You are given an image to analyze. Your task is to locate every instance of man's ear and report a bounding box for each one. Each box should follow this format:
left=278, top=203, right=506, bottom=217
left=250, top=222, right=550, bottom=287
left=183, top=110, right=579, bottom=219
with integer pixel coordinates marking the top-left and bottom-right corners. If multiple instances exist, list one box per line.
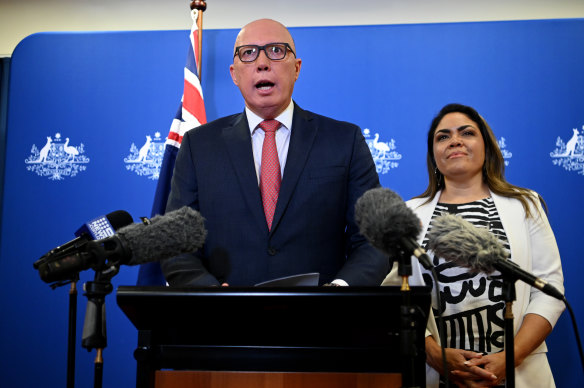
left=229, top=64, right=238, bottom=85
left=294, top=58, right=302, bottom=81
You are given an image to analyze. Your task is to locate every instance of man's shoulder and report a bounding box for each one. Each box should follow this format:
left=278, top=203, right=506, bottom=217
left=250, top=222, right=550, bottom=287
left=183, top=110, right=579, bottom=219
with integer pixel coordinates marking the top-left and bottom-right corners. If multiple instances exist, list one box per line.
left=186, top=112, right=244, bottom=138
left=295, top=105, right=360, bottom=131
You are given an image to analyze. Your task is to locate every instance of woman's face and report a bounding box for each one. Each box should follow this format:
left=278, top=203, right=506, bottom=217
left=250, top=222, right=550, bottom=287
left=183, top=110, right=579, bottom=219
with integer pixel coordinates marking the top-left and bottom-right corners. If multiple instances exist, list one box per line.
left=432, top=112, right=486, bottom=182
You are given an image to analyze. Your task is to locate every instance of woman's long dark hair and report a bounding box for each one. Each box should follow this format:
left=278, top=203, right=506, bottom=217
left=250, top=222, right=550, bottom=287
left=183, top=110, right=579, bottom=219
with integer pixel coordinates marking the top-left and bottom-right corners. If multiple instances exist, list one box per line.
left=415, top=103, right=545, bottom=218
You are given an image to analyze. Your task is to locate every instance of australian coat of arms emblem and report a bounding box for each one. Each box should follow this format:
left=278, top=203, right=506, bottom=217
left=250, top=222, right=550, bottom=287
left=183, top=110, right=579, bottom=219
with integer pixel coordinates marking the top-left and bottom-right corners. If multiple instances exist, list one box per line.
left=124, top=132, right=166, bottom=180
left=362, top=128, right=402, bottom=174
left=25, top=133, right=90, bottom=180
left=550, top=126, right=584, bottom=175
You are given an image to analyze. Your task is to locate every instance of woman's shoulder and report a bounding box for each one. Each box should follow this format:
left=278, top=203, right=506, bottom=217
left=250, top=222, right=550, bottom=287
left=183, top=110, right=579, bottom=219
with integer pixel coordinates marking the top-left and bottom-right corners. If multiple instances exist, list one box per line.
left=406, top=196, right=435, bottom=213
left=492, top=188, right=546, bottom=220
left=406, top=196, right=427, bottom=206
left=492, top=187, right=540, bottom=205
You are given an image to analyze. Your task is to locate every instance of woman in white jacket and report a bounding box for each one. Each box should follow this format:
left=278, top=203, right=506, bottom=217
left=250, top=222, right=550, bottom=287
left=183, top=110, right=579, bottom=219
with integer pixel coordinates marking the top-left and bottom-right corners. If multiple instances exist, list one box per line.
left=383, top=103, right=564, bottom=387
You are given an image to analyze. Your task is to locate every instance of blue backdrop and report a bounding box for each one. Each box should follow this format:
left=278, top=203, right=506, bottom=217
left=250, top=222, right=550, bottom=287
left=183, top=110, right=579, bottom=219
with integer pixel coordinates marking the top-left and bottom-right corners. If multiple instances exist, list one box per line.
left=0, top=19, right=583, bottom=387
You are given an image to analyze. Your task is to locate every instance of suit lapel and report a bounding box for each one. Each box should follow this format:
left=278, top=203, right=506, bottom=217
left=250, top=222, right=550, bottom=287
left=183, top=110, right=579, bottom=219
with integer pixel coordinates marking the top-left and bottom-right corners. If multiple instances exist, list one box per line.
left=222, top=112, right=267, bottom=233
left=270, top=104, right=317, bottom=233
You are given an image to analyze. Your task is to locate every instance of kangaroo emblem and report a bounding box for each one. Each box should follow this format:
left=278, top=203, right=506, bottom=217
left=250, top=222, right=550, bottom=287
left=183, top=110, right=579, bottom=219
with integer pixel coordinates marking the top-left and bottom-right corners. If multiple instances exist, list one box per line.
left=562, top=128, right=580, bottom=156
left=135, top=135, right=152, bottom=162
left=124, top=133, right=165, bottom=179
left=34, top=136, right=52, bottom=163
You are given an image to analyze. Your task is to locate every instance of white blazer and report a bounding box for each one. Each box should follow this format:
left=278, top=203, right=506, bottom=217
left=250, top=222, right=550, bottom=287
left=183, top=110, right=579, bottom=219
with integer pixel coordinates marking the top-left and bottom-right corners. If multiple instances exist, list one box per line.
left=382, top=190, right=565, bottom=388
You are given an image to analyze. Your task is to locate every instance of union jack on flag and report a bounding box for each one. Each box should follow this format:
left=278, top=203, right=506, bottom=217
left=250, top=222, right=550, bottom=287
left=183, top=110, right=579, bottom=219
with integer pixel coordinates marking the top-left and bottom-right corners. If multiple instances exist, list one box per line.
left=166, top=11, right=207, bottom=149
left=137, top=9, right=207, bottom=286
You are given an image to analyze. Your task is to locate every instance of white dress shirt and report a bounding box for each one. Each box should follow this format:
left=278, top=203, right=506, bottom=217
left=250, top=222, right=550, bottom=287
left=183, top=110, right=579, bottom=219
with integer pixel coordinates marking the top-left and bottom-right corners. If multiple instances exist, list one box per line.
left=246, top=100, right=294, bottom=184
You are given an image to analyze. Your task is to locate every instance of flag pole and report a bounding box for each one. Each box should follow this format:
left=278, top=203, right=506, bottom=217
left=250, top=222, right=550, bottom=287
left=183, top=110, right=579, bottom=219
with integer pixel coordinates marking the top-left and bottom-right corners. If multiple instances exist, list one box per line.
left=190, top=1, right=207, bottom=82
left=138, top=1, right=208, bottom=287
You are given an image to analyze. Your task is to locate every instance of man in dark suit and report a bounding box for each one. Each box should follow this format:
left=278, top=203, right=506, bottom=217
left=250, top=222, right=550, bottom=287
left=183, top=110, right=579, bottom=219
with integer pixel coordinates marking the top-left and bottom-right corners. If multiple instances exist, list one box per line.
left=161, top=18, right=388, bottom=286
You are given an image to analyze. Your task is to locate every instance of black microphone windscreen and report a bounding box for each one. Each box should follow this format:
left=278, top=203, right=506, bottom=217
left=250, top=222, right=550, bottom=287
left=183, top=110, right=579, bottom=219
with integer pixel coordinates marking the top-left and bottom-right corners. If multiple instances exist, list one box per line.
left=118, top=206, right=207, bottom=266
left=426, top=213, right=508, bottom=274
left=106, top=210, right=134, bottom=230
left=354, top=187, right=421, bottom=257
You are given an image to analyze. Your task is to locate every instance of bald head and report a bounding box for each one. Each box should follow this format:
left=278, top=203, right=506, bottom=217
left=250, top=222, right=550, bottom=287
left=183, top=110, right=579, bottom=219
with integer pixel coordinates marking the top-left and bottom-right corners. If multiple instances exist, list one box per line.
left=234, top=19, right=296, bottom=55
left=229, top=18, right=302, bottom=119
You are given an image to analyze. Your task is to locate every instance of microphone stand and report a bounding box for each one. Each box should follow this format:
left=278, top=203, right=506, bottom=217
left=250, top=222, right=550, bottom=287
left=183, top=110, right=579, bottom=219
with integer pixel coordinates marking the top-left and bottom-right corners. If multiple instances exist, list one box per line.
left=81, top=265, right=118, bottom=388
left=397, top=251, right=423, bottom=388
left=47, top=274, right=80, bottom=388
left=501, top=275, right=516, bottom=388
left=67, top=277, right=79, bottom=388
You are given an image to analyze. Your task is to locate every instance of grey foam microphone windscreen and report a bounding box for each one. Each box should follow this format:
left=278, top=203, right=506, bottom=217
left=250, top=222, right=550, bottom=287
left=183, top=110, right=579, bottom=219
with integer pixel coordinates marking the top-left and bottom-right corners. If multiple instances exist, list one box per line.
left=354, top=187, right=422, bottom=258
left=426, top=213, right=508, bottom=274
left=118, top=206, right=207, bottom=265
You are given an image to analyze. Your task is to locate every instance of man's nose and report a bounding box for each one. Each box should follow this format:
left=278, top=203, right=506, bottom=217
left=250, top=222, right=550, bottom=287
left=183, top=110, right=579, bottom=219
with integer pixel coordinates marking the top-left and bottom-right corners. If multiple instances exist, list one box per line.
left=256, top=49, right=271, bottom=70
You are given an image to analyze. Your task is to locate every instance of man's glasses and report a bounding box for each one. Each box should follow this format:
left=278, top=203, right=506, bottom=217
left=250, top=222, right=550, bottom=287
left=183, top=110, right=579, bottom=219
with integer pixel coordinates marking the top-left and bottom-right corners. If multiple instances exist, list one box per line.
left=234, top=43, right=296, bottom=63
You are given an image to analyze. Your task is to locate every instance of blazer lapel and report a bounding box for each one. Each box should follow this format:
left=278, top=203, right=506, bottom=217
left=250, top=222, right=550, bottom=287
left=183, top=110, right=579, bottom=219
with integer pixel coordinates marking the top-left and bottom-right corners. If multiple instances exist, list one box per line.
left=222, top=112, right=268, bottom=233
left=270, top=104, right=317, bottom=233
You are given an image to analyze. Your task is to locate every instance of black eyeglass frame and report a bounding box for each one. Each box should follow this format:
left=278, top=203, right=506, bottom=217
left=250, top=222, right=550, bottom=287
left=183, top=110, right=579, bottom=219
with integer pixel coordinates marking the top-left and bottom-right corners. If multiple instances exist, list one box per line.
left=233, top=42, right=296, bottom=62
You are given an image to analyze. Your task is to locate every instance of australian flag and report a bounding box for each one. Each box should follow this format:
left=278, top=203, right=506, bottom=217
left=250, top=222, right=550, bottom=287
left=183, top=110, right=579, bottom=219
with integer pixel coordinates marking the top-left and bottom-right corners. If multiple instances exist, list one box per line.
left=137, top=9, right=207, bottom=285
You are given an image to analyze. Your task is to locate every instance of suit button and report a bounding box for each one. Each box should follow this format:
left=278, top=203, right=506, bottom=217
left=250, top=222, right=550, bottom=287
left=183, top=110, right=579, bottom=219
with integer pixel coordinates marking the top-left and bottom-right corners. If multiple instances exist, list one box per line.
left=267, top=247, right=277, bottom=256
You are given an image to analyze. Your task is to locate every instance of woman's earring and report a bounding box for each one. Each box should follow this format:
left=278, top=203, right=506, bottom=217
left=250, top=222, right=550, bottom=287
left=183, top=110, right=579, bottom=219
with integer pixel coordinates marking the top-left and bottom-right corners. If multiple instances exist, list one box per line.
left=434, top=167, right=442, bottom=187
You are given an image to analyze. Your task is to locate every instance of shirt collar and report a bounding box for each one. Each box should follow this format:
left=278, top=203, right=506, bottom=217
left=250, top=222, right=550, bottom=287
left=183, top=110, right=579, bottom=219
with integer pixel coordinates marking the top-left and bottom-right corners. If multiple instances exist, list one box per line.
left=247, top=100, right=294, bottom=135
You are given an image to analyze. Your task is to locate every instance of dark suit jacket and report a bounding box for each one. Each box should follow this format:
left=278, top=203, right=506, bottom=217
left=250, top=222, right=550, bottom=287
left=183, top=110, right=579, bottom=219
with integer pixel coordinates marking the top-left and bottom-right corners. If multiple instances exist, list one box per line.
left=161, top=103, right=388, bottom=286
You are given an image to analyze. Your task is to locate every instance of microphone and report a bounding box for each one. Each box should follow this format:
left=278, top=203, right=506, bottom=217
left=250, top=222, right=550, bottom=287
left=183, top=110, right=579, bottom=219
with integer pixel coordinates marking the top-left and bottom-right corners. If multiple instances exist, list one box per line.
left=33, top=210, right=134, bottom=272
left=75, top=210, right=134, bottom=240
left=35, top=206, right=207, bottom=283
left=426, top=213, right=564, bottom=301
left=354, top=187, right=433, bottom=270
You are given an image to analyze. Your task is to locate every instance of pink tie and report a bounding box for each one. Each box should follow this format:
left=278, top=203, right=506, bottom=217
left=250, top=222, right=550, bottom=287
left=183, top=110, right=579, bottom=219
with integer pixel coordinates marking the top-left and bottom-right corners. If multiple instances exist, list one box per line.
left=259, top=120, right=281, bottom=231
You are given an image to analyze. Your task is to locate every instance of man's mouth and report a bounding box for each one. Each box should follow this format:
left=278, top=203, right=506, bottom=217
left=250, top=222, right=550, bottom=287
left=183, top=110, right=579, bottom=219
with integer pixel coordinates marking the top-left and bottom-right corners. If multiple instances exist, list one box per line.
left=256, top=81, right=275, bottom=90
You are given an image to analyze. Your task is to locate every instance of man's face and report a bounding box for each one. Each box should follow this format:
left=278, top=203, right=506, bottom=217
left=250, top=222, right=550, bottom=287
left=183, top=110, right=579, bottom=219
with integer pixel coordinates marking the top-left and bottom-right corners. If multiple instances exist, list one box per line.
left=230, top=19, right=302, bottom=119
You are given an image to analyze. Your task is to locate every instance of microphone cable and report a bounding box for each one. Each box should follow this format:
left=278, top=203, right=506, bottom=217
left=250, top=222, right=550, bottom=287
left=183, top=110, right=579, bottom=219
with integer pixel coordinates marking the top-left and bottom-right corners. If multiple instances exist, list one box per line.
left=562, top=297, right=584, bottom=374
left=427, top=265, right=450, bottom=388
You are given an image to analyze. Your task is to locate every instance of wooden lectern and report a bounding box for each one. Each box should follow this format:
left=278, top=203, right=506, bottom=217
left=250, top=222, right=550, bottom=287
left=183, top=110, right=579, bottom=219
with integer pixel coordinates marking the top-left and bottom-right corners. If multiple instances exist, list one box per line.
left=116, top=286, right=431, bottom=388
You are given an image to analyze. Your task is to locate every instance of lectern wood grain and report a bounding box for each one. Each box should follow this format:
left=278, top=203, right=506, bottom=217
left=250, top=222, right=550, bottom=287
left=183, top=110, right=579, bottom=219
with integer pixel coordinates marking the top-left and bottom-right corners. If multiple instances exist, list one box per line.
left=154, top=370, right=401, bottom=388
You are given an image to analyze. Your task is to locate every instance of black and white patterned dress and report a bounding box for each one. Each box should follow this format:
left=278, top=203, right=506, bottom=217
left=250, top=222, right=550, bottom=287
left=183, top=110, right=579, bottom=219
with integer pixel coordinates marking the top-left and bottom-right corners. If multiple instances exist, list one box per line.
left=421, top=197, right=511, bottom=354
